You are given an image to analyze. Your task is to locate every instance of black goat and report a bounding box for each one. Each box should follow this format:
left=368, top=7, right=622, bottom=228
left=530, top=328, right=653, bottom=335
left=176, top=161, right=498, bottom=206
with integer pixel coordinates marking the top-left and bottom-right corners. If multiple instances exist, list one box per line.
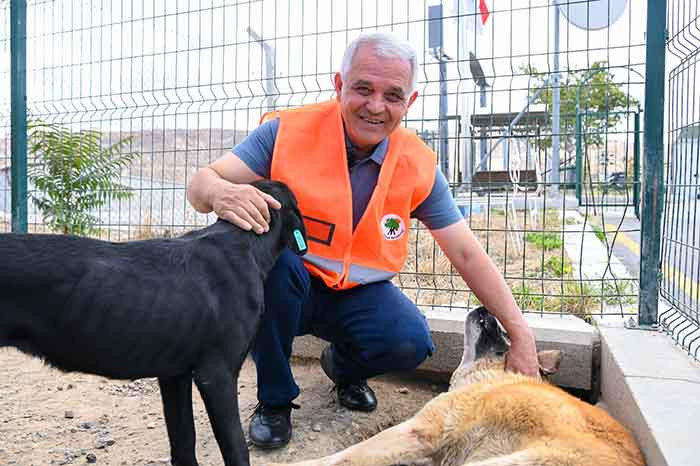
left=0, top=179, right=307, bottom=466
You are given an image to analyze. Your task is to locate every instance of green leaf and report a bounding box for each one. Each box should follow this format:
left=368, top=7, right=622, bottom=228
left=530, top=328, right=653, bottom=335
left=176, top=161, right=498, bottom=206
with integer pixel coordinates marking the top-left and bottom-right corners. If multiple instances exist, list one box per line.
left=27, top=119, right=139, bottom=236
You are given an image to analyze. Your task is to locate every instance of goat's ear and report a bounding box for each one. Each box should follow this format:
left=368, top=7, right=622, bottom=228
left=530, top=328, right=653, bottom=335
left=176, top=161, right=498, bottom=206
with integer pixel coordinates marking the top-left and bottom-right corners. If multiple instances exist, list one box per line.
left=537, top=350, right=562, bottom=376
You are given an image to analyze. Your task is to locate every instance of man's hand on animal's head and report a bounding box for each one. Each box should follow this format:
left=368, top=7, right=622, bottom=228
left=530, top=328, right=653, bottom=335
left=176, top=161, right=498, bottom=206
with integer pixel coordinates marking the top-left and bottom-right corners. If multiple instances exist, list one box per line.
left=504, top=325, right=540, bottom=378
left=209, top=178, right=281, bottom=234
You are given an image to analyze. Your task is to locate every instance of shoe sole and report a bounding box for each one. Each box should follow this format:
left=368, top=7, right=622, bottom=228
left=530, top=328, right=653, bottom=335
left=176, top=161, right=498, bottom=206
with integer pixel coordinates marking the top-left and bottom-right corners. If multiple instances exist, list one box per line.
left=339, top=400, right=377, bottom=412
left=320, top=346, right=337, bottom=384
left=250, top=437, right=291, bottom=450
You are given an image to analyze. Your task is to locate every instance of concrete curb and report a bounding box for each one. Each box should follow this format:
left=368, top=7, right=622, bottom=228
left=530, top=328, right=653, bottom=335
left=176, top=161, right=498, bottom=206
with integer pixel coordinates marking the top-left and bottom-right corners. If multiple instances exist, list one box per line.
left=292, top=307, right=598, bottom=391
left=597, top=319, right=700, bottom=466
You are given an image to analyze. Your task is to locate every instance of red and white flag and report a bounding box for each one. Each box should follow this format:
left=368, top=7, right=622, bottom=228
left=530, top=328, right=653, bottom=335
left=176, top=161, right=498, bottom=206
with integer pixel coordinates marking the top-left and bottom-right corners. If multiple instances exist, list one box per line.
left=474, top=0, right=491, bottom=34
left=477, top=0, right=490, bottom=31
left=454, top=0, right=491, bottom=52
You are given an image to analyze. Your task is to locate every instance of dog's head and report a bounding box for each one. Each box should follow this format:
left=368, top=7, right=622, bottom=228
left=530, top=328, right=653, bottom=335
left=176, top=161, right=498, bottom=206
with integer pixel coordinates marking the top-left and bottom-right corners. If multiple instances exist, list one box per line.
left=251, top=180, right=307, bottom=255
left=449, top=307, right=562, bottom=390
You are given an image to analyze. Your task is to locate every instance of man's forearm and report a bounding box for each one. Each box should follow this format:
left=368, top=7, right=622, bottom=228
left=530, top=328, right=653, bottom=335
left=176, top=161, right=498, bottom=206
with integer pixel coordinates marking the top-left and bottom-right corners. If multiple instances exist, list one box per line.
left=187, top=167, right=222, bottom=214
left=432, top=222, right=538, bottom=375
left=433, top=222, right=531, bottom=341
left=456, top=245, right=531, bottom=342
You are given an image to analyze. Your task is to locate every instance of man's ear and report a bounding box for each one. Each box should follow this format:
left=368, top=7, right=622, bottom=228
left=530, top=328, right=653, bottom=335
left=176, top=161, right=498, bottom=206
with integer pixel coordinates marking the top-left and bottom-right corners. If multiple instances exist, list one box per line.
left=334, top=73, right=343, bottom=101
left=537, top=350, right=562, bottom=376
left=406, top=90, right=418, bottom=109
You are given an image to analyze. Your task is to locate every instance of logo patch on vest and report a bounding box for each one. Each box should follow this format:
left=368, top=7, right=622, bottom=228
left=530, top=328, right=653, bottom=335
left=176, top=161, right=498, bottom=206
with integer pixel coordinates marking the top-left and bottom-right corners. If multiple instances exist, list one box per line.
left=381, top=214, right=406, bottom=241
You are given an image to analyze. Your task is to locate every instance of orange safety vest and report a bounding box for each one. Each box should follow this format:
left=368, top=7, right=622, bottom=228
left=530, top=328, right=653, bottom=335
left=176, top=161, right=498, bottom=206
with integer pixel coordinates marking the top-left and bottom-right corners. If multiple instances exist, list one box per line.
left=266, top=100, right=437, bottom=290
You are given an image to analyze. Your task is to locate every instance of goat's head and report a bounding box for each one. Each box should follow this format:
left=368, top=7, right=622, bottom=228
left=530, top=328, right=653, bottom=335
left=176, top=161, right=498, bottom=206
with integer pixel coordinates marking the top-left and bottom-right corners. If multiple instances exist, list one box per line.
left=449, top=307, right=562, bottom=390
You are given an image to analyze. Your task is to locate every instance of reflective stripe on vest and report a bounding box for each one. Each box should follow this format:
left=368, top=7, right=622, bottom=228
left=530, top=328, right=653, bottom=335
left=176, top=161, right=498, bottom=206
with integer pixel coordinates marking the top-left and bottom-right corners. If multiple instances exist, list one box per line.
left=302, top=254, right=343, bottom=274
left=347, top=263, right=397, bottom=284
left=303, top=255, right=397, bottom=285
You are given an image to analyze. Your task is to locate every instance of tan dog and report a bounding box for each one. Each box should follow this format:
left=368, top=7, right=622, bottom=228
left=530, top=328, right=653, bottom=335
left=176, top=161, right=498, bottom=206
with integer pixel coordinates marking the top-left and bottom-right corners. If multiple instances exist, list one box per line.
left=271, top=307, right=645, bottom=466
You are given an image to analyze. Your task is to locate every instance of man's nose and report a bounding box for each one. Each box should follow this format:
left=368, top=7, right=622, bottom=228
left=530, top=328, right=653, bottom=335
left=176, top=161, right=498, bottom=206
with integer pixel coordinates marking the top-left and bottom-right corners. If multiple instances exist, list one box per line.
left=365, top=94, right=384, bottom=114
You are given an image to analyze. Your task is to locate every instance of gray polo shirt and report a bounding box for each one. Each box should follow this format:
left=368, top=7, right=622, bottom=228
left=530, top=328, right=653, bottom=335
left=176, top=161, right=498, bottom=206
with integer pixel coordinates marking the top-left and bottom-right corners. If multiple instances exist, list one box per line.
left=233, top=118, right=462, bottom=231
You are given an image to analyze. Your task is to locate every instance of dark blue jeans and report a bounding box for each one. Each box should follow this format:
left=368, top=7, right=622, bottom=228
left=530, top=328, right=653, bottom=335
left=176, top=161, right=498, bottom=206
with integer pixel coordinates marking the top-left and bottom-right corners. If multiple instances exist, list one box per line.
left=250, top=249, right=435, bottom=406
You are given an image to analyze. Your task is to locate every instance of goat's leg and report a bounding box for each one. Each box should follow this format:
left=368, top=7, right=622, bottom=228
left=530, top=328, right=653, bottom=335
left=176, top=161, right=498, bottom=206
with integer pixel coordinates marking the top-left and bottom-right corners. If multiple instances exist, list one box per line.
left=267, top=417, right=437, bottom=466
left=158, top=375, right=199, bottom=466
left=193, top=356, right=249, bottom=466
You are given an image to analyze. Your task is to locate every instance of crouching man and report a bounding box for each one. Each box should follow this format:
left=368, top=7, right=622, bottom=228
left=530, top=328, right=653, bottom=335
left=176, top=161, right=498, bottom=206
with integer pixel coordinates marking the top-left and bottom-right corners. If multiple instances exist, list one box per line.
left=186, top=32, right=539, bottom=449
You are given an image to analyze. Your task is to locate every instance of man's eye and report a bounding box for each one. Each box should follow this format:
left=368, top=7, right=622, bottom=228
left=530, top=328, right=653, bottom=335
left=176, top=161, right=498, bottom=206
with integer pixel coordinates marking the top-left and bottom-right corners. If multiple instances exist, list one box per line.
left=355, top=86, right=371, bottom=95
left=386, top=93, right=404, bottom=103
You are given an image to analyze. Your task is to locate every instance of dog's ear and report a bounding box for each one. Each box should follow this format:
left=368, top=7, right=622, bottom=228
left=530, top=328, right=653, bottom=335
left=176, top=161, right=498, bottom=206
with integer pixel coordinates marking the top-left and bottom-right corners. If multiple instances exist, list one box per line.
left=537, top=350, right=562, bottom=376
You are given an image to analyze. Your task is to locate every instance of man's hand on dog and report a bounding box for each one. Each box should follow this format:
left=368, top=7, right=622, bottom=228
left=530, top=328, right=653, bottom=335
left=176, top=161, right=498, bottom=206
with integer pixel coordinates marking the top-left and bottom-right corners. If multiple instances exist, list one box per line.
left=210, top=179, right=282, bottom=234
left=505, top=327, right=540, bottom=378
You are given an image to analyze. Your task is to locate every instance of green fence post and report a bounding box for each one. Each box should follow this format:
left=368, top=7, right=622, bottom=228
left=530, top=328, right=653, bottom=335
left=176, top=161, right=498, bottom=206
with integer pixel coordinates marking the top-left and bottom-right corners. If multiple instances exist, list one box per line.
left=633, top=108, right=641, bottom=219
left=575, top=112, right=582, bottom=205
left=10, top=0, right=28, bottom=233
left=638, top=0, right=667, bottom=328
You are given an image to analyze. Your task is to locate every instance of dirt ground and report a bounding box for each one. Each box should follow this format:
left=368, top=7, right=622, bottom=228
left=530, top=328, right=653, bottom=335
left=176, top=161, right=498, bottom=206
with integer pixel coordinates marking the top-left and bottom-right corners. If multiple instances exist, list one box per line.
left=0, top=348, right=445, bottom=466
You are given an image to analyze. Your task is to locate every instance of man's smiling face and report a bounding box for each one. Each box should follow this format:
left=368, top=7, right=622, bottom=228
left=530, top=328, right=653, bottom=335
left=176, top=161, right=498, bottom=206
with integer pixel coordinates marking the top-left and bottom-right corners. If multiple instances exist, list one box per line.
left=334, top=45, right=418, bottom=156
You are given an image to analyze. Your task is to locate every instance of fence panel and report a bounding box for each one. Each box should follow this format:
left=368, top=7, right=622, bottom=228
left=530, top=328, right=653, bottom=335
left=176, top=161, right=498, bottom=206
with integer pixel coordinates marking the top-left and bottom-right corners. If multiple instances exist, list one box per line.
left=1, top=1, right=10, bottom=227
left=661, top=0, right=700, bottom=359
left=1, top=0, right=648, bottom=318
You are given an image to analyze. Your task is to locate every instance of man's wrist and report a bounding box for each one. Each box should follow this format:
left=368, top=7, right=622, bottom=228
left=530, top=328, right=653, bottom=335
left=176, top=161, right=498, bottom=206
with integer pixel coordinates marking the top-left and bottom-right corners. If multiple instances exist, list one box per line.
left=508, top=323, right=536, bottom=347
left=205, top=175, right=228, bottom=210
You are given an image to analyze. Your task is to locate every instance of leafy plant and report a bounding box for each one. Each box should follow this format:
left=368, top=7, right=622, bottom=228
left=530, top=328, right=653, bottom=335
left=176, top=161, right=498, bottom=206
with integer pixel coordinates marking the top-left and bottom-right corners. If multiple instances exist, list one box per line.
left=558, top=281, right=599, bottom=322
left=522, top=62, right=640, bottom=168
left=591, top=224, right=607, bottom=243
left=545, top=256, right=572, bottom=277
left=521, top=62, right=639, bottom=178
left=524, top=232, right=563, bottom=250
left=602, top=281, right=637, bottom=306
left=512, top=283, right=544, bottom=311
left=27, top=120, right=138, bottom=235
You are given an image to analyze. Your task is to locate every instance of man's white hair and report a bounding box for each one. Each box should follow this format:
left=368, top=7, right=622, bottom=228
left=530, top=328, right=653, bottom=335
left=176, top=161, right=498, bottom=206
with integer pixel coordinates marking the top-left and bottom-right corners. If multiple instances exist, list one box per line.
left=339, top=32, right=418, bottom=92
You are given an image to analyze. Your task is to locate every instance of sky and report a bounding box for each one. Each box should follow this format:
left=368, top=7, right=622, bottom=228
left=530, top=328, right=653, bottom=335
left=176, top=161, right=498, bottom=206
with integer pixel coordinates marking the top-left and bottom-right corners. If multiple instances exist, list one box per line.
left=0, top=0, right=693, bottom=138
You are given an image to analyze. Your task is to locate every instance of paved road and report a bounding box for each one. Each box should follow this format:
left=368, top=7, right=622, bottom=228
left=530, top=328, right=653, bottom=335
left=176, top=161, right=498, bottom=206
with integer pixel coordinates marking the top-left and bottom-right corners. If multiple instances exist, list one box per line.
left=602, top=205, right=699, bottom=316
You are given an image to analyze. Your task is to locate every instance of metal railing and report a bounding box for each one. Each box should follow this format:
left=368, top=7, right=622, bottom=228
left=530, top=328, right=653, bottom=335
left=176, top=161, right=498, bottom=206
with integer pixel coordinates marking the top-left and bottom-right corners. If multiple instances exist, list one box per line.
left=2, top=0, right=650, bottom=319
left=660, top=0, right=700, bottom=360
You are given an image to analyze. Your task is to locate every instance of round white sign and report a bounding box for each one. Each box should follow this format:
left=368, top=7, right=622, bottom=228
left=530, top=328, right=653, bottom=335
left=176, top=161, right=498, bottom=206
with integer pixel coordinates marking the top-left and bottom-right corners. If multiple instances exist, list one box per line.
left=557, top=0, right=628, bottom=31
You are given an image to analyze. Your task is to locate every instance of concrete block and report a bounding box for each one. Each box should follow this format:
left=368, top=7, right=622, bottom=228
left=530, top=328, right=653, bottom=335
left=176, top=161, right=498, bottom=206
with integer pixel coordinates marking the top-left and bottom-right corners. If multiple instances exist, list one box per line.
left=599, top=323, right=700, bottom=466
left=292, top=307, right=598, bottom=390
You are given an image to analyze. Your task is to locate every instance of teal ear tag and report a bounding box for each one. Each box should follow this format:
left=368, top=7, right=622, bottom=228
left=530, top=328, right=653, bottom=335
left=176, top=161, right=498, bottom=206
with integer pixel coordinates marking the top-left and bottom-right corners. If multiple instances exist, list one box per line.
left=293, top=229, right=307, bottom=251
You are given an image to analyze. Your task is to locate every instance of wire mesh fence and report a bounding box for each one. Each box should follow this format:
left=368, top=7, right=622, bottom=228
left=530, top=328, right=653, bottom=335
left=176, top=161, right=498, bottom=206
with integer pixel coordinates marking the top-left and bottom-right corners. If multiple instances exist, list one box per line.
left=1, top=1, right=9, bottom=224
left=1, top=0, right=649, bottom=318
left=660, top=0, right=700, bottom=359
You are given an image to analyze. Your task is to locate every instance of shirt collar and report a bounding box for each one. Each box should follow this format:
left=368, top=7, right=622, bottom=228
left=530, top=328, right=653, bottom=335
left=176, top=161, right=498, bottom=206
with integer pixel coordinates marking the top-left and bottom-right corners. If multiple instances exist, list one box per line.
left=344, top=129, right=389, bottom=166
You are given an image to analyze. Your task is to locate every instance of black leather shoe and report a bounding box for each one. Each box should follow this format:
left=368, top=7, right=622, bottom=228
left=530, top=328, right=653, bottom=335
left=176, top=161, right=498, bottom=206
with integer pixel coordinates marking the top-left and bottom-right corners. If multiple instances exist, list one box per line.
left=248, top=402, right=298, bottom=449
left=320, top=346, right=378, bottom=412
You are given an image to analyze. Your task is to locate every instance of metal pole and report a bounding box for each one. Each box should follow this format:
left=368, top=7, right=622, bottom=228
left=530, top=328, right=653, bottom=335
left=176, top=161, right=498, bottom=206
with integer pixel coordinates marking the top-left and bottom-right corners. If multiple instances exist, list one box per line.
left=439, top=54, right=450, bottom=178
left=638, top=0, right=667, bottom=328
left=10, top=0, right=28, bottom=233
left=551, top=1, right=561, bottom=187
left=575, top=112, right=582, bottom=205
left=479, top=128, right=488, bottom=171
left=634, top=108, right=641, bottom=219
left=247, top=27, right=276, bottom=112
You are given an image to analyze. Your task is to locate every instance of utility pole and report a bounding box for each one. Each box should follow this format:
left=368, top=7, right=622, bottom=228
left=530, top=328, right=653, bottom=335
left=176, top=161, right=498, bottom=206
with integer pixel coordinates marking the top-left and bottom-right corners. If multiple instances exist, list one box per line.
left=247, top=27, right=277, bottom=112
left=428, top=4, right=451, bottom=179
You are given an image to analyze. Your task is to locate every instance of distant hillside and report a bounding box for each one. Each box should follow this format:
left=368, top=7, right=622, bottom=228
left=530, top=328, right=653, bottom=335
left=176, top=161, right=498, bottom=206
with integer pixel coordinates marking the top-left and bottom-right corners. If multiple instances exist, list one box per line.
left=103, top=128, right=250, bottom=184
left=0, top=128, right=250, bottom=183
